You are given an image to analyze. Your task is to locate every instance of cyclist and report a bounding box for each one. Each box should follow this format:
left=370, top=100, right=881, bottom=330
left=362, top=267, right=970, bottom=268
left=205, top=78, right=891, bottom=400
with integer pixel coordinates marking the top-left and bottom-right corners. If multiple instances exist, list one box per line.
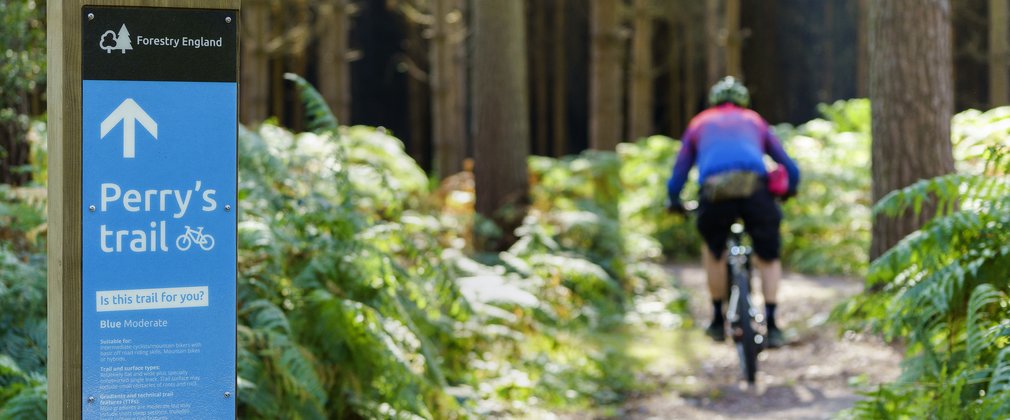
left=667, top=76, right=799, bottom=348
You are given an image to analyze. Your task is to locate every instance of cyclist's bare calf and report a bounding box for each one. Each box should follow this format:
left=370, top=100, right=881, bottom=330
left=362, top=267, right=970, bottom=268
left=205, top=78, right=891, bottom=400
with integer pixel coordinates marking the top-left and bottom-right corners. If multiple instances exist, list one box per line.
left=754, top=257, right=780, bottom=305
left=702, top=246, right=728, bottom=300
left=703, top=246, right=780, bottom=305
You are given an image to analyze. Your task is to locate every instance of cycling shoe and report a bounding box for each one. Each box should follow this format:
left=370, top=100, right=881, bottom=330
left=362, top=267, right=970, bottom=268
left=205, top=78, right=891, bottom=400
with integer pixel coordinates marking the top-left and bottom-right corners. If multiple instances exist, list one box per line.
left=766, top=327, right=785, bottom=348
left=705, top=321, right=726, bottom=342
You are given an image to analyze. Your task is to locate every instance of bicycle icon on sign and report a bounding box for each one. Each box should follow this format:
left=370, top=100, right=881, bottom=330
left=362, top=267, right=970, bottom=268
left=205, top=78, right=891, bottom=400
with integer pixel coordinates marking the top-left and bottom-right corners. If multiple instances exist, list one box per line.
left=176, top=226, right=215, bottom=251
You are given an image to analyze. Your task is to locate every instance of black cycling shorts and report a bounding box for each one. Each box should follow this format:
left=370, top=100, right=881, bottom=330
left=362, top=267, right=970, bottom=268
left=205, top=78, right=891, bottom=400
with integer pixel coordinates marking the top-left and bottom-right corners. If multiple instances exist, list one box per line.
left=696, top=187, right=782, bottom=261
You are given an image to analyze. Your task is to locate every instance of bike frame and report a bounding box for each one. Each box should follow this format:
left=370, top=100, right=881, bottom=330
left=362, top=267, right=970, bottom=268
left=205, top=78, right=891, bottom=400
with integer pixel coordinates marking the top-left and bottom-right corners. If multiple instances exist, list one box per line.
left=725, top=224, right=751, bottom=328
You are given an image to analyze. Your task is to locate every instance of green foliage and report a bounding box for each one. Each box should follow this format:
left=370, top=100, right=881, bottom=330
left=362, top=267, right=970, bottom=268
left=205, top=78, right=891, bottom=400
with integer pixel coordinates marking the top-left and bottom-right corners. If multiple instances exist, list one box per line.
left=529, top=151, right=622, bottom=220
left=231, top=76, right=679, bottom=417
left=951, top=106, right=1010, bottom=173
left=0, top=0, right=46, bottom=183
left=617, top=136, right=702, bottom=261
left=236, top=121, right=460, bottom=417
left=284, top=73, right=339, bottom=133
left=0, top=1, right=45, bottom=102
left=0, top=363, right=45, bottom=420
left=836, top=113, right=1010, bottom=418
left=529, top=138, right=700, bottom=266
left=777, top=99, right=872, bottom=275
left=0, top=183, right=46, bottom=419
left=556, top=100, right=873, bottom=275
left=234, top=118, right=668, bottom=417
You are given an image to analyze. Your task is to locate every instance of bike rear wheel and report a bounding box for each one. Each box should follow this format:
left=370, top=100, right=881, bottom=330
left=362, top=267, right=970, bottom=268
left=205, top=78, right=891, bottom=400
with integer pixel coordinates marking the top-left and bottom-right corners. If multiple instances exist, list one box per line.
left=735, top=318, right=760, bottom=383
left=731, top=272, right=761, bottom=384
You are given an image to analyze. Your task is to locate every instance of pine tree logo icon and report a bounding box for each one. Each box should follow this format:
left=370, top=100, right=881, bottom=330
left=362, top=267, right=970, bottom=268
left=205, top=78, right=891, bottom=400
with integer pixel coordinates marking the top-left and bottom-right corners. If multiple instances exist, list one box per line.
left=99, top=24, right=133, bottom=54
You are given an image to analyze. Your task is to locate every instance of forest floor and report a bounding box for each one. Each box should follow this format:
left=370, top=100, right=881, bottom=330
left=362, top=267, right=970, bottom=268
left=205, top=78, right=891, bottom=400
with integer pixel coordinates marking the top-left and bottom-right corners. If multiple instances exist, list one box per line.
left=560, top=264, right=902, bottom=420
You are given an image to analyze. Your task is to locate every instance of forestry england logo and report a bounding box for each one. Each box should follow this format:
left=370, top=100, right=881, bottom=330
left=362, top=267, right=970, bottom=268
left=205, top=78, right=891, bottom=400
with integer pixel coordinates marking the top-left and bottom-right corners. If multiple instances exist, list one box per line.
left=100, top=24, right=133, bottom=54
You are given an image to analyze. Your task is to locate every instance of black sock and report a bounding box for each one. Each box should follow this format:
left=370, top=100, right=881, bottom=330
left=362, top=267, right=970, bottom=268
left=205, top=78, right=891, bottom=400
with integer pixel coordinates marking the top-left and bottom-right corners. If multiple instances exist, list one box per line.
left=765, top=303, right=778, bottom=330
left=712, top=300, right=724, bottom=324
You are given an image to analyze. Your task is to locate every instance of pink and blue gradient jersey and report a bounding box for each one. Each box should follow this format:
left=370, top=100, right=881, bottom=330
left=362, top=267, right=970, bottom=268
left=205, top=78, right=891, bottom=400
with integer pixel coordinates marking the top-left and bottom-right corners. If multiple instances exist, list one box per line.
left=667, top=103, right=800, bottom=201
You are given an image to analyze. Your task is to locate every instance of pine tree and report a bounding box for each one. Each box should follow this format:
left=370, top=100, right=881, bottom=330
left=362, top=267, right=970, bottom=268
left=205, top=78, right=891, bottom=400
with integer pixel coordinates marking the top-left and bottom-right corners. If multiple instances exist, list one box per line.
left=473, top=0, right=530, bottom=247
left=117, top=24, right=133, bottom=53
left=589, top=0, right=623, bottom=150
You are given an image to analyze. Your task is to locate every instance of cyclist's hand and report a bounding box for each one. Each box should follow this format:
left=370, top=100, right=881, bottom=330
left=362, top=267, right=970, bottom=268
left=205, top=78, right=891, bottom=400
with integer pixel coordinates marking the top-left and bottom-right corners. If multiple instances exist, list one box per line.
left=665, top=198, right=687, bottom=215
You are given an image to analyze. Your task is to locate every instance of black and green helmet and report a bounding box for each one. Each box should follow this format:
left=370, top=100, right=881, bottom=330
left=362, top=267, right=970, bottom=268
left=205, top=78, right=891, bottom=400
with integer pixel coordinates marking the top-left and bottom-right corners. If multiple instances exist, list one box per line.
left=708, top=76, right=750, bottom=108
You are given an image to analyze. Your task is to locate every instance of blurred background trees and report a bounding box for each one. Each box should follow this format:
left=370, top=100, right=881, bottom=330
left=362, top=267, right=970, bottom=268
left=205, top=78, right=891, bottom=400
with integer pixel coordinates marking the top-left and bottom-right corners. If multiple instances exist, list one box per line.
left=7, top=0, right=1010, bottom=183
left=5, top=0, right=1007, bottom=256
left=0, top=0, right=45, bottom=186
left=5, top=0, right=1004, bottom=183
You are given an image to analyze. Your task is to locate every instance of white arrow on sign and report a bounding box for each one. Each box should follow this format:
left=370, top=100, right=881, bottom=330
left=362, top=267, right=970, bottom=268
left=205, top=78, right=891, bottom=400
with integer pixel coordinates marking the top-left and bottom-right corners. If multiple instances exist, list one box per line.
left=100, top=98, right=158, bottom=158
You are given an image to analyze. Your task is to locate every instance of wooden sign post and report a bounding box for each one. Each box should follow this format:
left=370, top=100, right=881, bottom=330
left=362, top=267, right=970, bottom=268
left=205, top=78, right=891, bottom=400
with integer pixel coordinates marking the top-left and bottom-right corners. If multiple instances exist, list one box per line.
left=48, top=1, right=240, bottom=418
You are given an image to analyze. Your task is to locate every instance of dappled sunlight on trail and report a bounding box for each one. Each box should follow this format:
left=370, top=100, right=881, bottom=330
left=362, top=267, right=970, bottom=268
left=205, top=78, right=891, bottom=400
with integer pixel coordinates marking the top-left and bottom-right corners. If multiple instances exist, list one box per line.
left=562, top=265, right=901, bottom=420
left=624, top=265, right=900, bottom=420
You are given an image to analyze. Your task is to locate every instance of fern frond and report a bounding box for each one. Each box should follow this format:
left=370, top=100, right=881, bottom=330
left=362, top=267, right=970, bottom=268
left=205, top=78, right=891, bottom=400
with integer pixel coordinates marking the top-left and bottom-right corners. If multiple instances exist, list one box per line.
left=984, top=145, right=1010, bottom=175
left=284, top=73, right=339, bottom=133
left=236, top=324, right=327, bottom=419
left=988, top=346, right=1010, bottom=395
left=0, top=382, right=45, bottom=420
left=241, top=299, right=292, bottom=335
left=966, top=284, right=1000, bottom=367
left=296, top=290, right=439, bottom=419
left=873, top=173, right=1010, bottom=219
left=869, top=212, right=975, bottom=287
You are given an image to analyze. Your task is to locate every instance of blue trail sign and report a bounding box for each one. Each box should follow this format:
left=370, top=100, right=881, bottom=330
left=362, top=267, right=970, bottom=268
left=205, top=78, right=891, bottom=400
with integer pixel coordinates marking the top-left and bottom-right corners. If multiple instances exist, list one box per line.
left=81, top=7, right=237, bottom=419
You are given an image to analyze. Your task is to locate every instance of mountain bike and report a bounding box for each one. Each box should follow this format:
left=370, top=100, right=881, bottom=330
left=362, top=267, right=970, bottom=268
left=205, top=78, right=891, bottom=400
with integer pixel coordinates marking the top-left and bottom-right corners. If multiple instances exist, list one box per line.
left=676, top=201, right=766, bottom=384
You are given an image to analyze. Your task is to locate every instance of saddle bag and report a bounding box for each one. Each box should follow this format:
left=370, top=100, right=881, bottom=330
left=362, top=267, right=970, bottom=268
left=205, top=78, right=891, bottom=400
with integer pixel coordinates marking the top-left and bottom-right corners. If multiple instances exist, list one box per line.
left=701, top=170, right=760, bottom=202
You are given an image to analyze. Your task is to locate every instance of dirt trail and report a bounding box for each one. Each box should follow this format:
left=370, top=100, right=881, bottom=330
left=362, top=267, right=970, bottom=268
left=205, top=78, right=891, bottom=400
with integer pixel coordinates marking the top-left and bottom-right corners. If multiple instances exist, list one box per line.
left=570, top=265, right=903, bottom=420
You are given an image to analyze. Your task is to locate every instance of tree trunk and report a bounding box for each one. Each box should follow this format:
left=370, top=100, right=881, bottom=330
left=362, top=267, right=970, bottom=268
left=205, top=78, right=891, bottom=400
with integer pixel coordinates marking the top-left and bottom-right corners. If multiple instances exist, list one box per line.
left=473, top=0, right=530, bottom=222
left=667, top=13, right=684, bottom=134
left=869, top=0, right=956, bottom=260
left=552, top=0, right=568, bottom=156
left=290, top=0, right=310, bottom=133
left=452, top=0, right=467, bottom=159
left=317, top=0, right=351, bottom=124
left=531, top=0, right=550, bottom=156
left=431, top=0, right=466, bottom=178
left=627, top=0, right=654, bottom=140
left=589, top=0, right=624, bottom=150
left=821, top=0, right=834, bottom=103
left=240, top=0, right=270, bottom=125
left=685, top=1, right=699, bottom=121
left=270, top=2, right=286, bottom=124
left=404, top=15, right=430, bottom=171
left=742, top=0, right=781, bottom=120
left=991, top=0, right=1010, bottom=106
left=705, top=0, right=724, bottom=87
left=0, top=117, right=30, bottom=186
left=724, top=0, right=741, bottom=78
left=857, top=0, right=869, bottom=98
